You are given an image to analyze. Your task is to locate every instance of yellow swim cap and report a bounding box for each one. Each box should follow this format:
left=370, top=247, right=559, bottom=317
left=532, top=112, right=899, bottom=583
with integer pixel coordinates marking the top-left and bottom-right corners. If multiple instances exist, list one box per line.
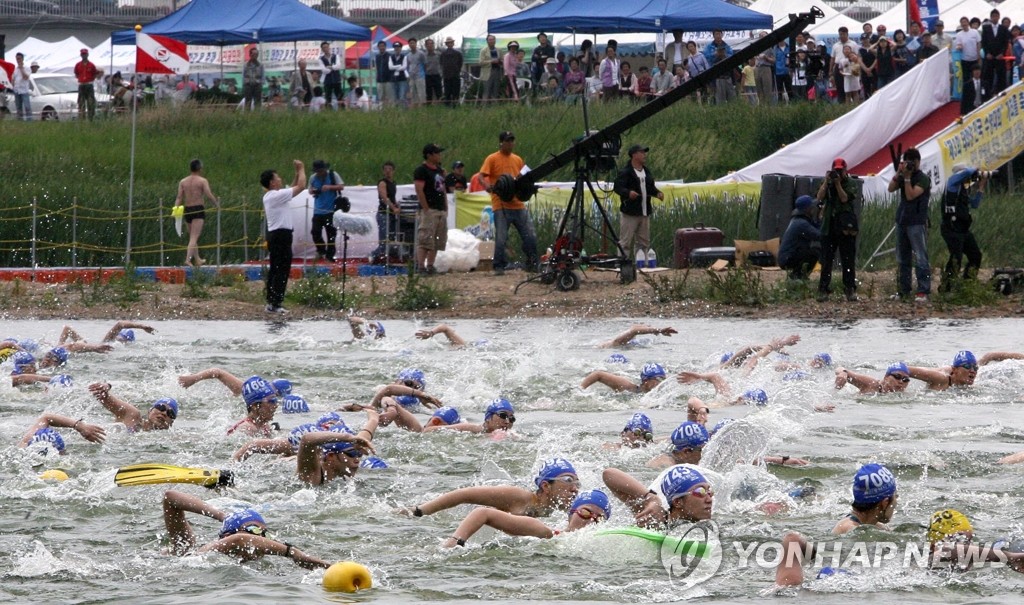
left=927, top=509, right=972, bottom=543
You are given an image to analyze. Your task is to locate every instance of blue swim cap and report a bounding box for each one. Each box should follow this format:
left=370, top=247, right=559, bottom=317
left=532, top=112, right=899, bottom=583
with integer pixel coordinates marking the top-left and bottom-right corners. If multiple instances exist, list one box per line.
left=534, top=457, right=577, bottom=488
left=607, top=353, right=629, bottom=364
left=12, top=351, right=36, bottom=372
left=152, top=397, right=178, bottom=419
left=671, top=421, right=710, bottom=451
left=287, top=423, right=319, bottom=449
left=640, top=362, right=666, bottom=382
left=484, top=398, right=515, bottom=420
left=117, top=329, right=135, bottom=342
left=367, top=321, right=386, bottom=338
left=321, top=424, right=360, bottom=456
left=360, top=456, right=389, bottom=469
left=47, top=347, right=69, bottom=365
left=710, top=418, right=735, bottom=436
left=30, top=428, right=66, bottom=454
left=570, top=489, right=612, bottom=520
left=49, top=374, right=74, bottom=388
left=471, top=338, right=491, bottom=347
left=742, top=388, right=768, bottom=406
left=782, top=370, right=810, bottom=381
left=271, top=379, right=293, bottom=396
left=952, top=350, right=977, bottom=368
left=813, top=353, right=834, bottom=367
left=219, top=508, right=266, bottom=538
left=852, top=463, right=897, bottom=505
left=241, top=376, right=275, bottom=408
left=885, top=362, right=909, bottom=377
left=393, top=395, right=420, bottom=408
left=280, top=394, right=309, bottom=414
left=788, top=485, right=817, bottom=500
left=661, top=465, right=709, bottom=503
left=431, top=406, right=461, bottom=425
left=397, top=368, right=426, bottom=390
left=18, top=339, right=40, bottom=353
left=816, top=566, right=852, bottom=579
left=720, top=352, right=734, bottom=364
left=316, top=412, right=345, bottom=429
left=624, top=412, right=653, bottom=433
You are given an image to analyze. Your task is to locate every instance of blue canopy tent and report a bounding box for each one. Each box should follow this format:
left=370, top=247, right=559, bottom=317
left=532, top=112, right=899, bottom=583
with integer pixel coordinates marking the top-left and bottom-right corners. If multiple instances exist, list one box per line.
left=488, top=0, right=772, bottom=34
left=112, top=0, right=370, bottom=45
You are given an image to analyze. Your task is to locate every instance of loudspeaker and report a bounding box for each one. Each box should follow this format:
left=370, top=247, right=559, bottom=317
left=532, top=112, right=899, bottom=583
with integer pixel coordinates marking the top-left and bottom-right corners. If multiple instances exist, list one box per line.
left=758, top=174, right=795, bottom=241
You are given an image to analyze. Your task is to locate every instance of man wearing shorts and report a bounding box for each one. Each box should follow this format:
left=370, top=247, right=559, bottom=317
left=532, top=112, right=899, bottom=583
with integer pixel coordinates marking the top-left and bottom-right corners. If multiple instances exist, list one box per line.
left=174, top=159, right=219, bottom=267
left=413, top=143, right=448, bottom=275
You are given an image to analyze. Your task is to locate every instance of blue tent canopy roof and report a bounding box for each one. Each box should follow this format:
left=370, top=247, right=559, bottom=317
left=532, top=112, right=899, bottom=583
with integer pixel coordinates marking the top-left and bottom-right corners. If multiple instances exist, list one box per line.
left=488, top=0, right=772, bottom=34
left=112, top=0, right=371, bottom=46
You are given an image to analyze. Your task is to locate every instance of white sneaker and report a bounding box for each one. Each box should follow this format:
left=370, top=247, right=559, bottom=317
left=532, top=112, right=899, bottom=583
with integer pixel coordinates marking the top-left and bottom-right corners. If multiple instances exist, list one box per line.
left=265, top=304, right=288, bottom=314
left=914, top=293, right=929, bottom=304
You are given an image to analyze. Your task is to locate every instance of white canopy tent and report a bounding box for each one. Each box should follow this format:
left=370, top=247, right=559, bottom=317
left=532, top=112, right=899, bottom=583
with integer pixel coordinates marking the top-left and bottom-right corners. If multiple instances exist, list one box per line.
left=993, top=0, right=1024, bottom=23
left=747, top=0, right=848, bottom=29
left=871, top=0, right=995, bottom=33
left=806, top=12, right=864, bottom=37
left=432, top=0, right=521, bottom=46
left=8, top=36, right=91, bottom=72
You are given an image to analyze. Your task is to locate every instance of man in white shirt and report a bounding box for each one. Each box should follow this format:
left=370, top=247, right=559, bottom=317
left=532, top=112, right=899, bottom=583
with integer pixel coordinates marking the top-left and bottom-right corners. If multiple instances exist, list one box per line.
left=259, top=161, right=306, bottom=314
left=663, top=30, right=688, bottom=69
left=12, top=52, right=34, bottom=121
left=830, top=27, right=858, bottom=100
left=955, top=15, right=982, bottom=78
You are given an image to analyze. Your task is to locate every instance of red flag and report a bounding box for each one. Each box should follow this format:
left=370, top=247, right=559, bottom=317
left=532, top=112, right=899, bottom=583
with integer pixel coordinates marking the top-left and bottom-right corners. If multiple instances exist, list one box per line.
left=0, top=60, right=14, bottom=89
left=136, top=33, right=189, bottom=75
left=907, top=0, right=922, bottom=30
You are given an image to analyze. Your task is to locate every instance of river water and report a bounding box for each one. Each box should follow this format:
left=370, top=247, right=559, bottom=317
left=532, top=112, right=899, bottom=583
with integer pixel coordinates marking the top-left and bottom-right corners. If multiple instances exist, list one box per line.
left=2, top=318, right=1023, bottom=604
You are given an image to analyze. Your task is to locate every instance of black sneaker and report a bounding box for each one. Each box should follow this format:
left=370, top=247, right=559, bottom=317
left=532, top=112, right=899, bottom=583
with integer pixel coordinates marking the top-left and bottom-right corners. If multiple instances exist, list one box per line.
left=844, top=288, right=858, bottom=302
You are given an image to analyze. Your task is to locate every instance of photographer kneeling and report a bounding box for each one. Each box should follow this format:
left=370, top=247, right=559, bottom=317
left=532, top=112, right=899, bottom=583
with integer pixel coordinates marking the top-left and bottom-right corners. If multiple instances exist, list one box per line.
left=815, top=158, right=860, bottom=302
left=940, top=164, right=989, bottom=291
left=778, top=195, right=821, bottom=281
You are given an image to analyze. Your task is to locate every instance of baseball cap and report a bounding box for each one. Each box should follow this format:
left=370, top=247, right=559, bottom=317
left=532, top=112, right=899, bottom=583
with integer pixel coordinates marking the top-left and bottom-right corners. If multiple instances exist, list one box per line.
left=30, top=428, right=66, bottom=454
left=935, top=20, right=944, bottom=27
left=49, top=374, right=74, bottom=388
left=570, top=489, right=612, bottom=520
left=452, top=160, right=465, bottom=169
left=445, top=36, right=455, bottom=43
left=80, top=48, right=89, bottom=55
left=927, top=509, right=972, bottom=543
left=624, top=412, right=652, bottom=433
left=627, top=144, right=650, bottom=156
left=545, top=57, right=557, bottom=65
left=47, top=347, right=69, bottom=365
left=312, top=159, right=328, bottom=172
left=794, top=195, right=817, bottom=211
left=152, top=397, right=179, bottom=419
left=422, top=143, right=444, bottom=157
left=852, top=462, right=897, bottom=505
left=832, top=158, right=848, bottom=170
left=280, top=394, right=309, bottom=414
left=661, top=465, right=709, bottom=502
left=484, top=397, right=514, bottom=420
left=607, top=353, right=629, bottom=363
left=316, top=411, right=345, bottom=429
left=885, top=362, right=909, bottom=377
left=640, top=362, right=666, bottom=382
left=271, top=379, right=293, bottom=396
left=397, top=368, right=426, bottom=389
left=499, top=130, right=515, bottom=142
left=742, top=388, right=768, bottom=406
left=287, top=423, right=319, bottom=449
left=671, top=421, right=710, bottom=451
left=117, top=329, right=135, bottom=342
left=952, top=350, right=977, bottom=368
left=241, top=375, right=276, bottom=408
left=534, top=457, right=577, bottom=487
left=31, top=61, right=39, bottom=67
left=360, top=456, right=389, bottom=469
left=219, top=508, right=266, bottom=538
left=431, top=406, right=461, bottom=425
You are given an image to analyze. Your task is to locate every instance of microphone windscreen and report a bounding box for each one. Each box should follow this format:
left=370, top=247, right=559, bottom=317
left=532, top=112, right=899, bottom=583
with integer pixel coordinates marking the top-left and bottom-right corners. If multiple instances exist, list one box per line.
left=333, top=212, right=374, bottom=235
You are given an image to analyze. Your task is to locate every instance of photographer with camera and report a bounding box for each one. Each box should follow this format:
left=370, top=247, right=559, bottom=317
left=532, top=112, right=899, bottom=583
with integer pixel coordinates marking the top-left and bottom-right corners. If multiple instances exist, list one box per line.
left=309, top=160, right=345, bottom=262
left=940, top=164, right=989, bottom=291
left=887, top=147, right=932, bottom=302
left=815, top=158, right=860, bottom=301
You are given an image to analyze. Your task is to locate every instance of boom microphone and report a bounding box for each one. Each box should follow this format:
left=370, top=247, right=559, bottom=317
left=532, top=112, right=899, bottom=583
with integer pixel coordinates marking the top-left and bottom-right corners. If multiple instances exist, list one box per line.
left=333, top=212, right=374, bottom=235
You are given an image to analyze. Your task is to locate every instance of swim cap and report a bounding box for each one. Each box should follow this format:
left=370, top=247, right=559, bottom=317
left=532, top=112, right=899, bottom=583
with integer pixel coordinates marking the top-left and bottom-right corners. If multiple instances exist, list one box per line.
left=720, top=352, right=734, bottom=364
left=742, top=388, right=768, bottom=406
left=885, top=362, right=909, bottom=377
left=816, top=566, right=852, bottom=579
left=813, top=353, right=833, bottom=367
left=152, top=397, right=179, bottom=419
left=570, top=489, right=612, bottom=520
left=607, top=353, right=629, bottom=364
left=280, top=394, right=309, bottom=414
left=271, top=379, right=293, bottom=396
left=927, top=509, right=972, bottom=543
left=117, top=329, right=135, bottom=342
left=47, top=347, right=69, bottom=365
left=321, top=439, right=361, bottom=456
left=710, top=418, right=735, bottom=436
left=367, top=321, right=386, bottom=338
left=30, top=428, right=66, bottom=454
left=624, top=412, right=652, bottom=433
left=852, top=463, right=897, bottom=505
left=397, top=368, right=426, bottom=390
left=49, top=374, right=74, bottom=388
left=661, top=465, right=709, bottom=503
left=534, top=457, right=577, bottom=488
left=360, top=456, right=389, bottom=469
left=471, top=338, right=491, bottom=347
left=952, top=350, right=977, bottom=368
left=484, top=398, right=515, bottom=420
left=219, top=508, right=266, bottom=538
left=316, top=412, right=345, bottom=429
left=431, top=406, right=461, bottom=425
left=287, top=423, right=319, bottom=449
left=782, top=370, right=810, bottom=381
left=640, top=363, right=667, bottom=382
left=19, top=339, right=40, bottom=353
left=671, top=421, right=710, bottom=451
left=241, top=376, right=275, bottom=408
left=12, top=351, right=36, bottom=373
left=393, top=395, right=420, bottom=408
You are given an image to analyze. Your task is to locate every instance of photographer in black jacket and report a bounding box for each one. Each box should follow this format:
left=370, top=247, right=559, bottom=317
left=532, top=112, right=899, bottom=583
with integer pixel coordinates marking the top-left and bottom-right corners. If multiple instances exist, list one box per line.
left=815, top=158, right=860, bottom=301
left=940, top=164, right=989, bottom=290
left=778, top=195, right=821, bottom=281
left=614, top=144, right=664, bottom=262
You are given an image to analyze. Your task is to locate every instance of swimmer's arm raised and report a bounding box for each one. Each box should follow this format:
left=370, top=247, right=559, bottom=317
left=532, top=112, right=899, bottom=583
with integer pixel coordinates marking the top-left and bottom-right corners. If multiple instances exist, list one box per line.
left=12, top=373, right=53, bottom=387
left=443, top=508, right=553, bottom=547
left=380, top=401, right=423, bottom=432
left=206, top=534, right=329, bottom=569
left=103, top=321, right=155, bottom=342
left=19, top=412, right=106, bottom=445
left=415, top=486, right=531, bottom=516
left=233, top=438, right=292, bottom=462
left=177, top=367, right=244, bottom=395
left=89, top=382, right=142, bottom=430
left=296, top=431, right=375, bottom=485
left=676, top=371, right=731, bottom=397
left=416, top=324, right=466, bottom=346
left=581, top=370, right=637, bottom=392
left=834, top=368, right=878, bottom=393
left=906, top=365, right=949, bottom=389
left=979, top=351, right=1024, bottom=366
left=601, top=467, right=652, bottom=512
left=59, top=324, right=84, bottom=344
left=64, top=342, right=113, bottom=353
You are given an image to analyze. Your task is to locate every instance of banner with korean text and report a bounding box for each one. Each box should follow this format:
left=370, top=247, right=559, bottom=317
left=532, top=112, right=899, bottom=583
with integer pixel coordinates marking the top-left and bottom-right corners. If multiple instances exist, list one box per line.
left=938, top=82, right=1024, bottom=172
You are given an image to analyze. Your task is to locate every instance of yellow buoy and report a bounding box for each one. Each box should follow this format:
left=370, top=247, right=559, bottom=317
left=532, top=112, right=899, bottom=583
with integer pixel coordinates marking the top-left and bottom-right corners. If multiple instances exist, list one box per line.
left=39, top=469, right=69, bottom=482
left=323, top=561, right=372, bottom=593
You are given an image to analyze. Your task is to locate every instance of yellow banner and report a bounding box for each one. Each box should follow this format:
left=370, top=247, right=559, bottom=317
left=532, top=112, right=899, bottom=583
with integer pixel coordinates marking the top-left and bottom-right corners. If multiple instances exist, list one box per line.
left=939, top=83, right=1024, bottom=172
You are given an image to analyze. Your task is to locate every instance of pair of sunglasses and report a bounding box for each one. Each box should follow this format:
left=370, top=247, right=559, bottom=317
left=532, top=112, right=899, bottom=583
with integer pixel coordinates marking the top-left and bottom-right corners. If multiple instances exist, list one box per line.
left=153, top=403, right=177, bottom=420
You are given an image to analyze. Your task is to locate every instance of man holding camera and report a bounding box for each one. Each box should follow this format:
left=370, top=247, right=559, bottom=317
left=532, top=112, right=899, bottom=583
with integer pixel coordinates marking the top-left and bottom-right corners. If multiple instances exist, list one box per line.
left=887, top=147, right=932, bottom=302
left=940, top=164, right=988, bottom=290
left=815, top=158, right=860, bottom=301
left=308, top=160, right=344, bottom=262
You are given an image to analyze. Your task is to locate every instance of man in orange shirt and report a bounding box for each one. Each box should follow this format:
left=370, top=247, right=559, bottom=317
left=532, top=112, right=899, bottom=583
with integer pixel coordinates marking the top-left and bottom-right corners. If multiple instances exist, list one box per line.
left=478, top=130, right=538, bottom=276
left=74, top=48, right=101, bottom=120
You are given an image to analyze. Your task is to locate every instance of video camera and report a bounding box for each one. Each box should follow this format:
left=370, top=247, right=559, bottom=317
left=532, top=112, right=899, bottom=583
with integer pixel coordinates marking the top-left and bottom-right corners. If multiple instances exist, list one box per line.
left=575, top=131, right=621, bottom=173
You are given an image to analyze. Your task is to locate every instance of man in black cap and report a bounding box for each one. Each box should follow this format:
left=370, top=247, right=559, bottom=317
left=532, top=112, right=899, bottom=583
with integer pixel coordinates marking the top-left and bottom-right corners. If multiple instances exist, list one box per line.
left=446, top=161, right=468, bottom=193
left=613, top=145, right=663, bottom=263
left=480, top=131, right=538, bottom=275
left=74, top=48, right=101, bottom=120
left=414, top=144, right=448, bottom=274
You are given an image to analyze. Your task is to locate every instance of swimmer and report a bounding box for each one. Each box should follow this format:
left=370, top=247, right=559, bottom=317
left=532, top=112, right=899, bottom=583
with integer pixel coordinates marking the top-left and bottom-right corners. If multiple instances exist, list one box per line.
left=89, top=382, right=178, bottom=431
left=58, top=321, right=155, bottom=352
left=19, top=413, right=106, bottom=453
left=676, top=371, right=732, bottom=398
left=10, top=352, right=53, bottom=387
left=348, top=316, right=386, bottom=340
left=597, top=324, right=678, bottom=348
left=773, top=352, right=834, bottom=373
left=979, top=351, right=1024, bottom=365
left=677, top=371, right=768, bottom=408
left=160, top=490, right=328, bottom=568
left=442, top=489, right=611, bottom=548
left=602, top=464, right=714, bottom=528
left=233, top=412, right=346, bottom=462
left=581, top=362, right=667, bottom=393
left=403, top=458, right=580, bottom=518
left=226, top=376, right=280, bottom=437
left=686, top=399, right=710, bottom=425
left=834, top=362, right=912, bottom=394
left=719, top=334, right=801, bottom=369
left=342, top=367, right=442, bottom=412
left=380, top=403, right=462, bottom=433
left=296, top=410, right=377, bottom=485
left=832, top=462, right=898, bottom=535
left=37, top=347, right=69, bottom=369
left=606, top=412, right=655, bottom=449
left=647, top=421, right=709, bottom=469
left=907, top=350, right=979, bottom=391
left=177, top=367, right=248, bottom=395
left=415, top=323, right=467, bottom=346
left=425, top=398, right=517, bottom=434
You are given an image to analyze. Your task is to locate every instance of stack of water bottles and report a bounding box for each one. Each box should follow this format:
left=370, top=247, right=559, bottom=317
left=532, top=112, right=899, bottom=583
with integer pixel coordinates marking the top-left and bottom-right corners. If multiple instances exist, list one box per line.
left=635, top=248, right=658, bottom=269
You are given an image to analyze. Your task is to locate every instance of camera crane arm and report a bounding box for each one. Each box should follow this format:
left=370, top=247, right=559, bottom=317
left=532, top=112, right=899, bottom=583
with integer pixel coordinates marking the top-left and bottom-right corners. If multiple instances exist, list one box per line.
left=497, top=8, right=824, bottom=203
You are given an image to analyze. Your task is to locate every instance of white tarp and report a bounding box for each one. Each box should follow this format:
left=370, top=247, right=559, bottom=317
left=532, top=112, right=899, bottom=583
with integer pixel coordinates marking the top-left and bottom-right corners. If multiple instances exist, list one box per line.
left=747, top=0, right=848, bottom=29
left=9, top=36, right=90, bottom=72
left=872, top=0, right=995, bottom=33
left=432, top=0, right=521, bottom=46
left=806, top=12, right=864, bottom=37
left=994, top=0, right=1024, bottom=22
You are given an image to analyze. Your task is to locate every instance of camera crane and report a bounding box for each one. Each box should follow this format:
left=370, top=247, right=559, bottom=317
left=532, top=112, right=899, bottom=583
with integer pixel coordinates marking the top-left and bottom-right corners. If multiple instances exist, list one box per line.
left=494, top=8, right=824, bottom=291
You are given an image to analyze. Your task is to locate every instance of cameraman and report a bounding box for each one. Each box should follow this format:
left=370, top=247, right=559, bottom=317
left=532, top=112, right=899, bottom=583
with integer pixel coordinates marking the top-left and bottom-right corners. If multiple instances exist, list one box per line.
left=308, top=160, right=345, bottom=262
left=778, top=195, right=821, bottom=281
left=940, top=164, right=988, bottom=290
left=887, top=147, right=932, bottom=302
left=815, top=158, right=860, bottom=301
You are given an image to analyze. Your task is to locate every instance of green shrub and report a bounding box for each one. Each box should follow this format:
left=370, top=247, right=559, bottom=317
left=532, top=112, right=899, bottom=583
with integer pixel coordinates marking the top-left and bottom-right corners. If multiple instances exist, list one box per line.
left=392, top=266, right=454, bottom=311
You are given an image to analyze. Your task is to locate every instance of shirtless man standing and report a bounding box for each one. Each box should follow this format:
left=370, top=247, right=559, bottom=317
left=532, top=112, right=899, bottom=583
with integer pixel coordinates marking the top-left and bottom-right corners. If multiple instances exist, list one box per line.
left=174, top=159, right=220, bottom=267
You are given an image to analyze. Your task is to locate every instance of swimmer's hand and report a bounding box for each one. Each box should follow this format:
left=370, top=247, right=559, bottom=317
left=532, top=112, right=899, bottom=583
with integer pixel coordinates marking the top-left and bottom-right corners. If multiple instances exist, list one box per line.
left=76, top=421, right=107, bottom=444
left=635, top=494, right=668, bottom=528
left=340, top=403, right=367, bottom=412
left=813, top=403, right=836, bottom=413
left=178, top=374, right=198, bottom=389
left=415, top=329, right=436, bottom=340
left=349, top=436, right=374, bottom=456
left=772, top=334, right=801, bottom=349
left=88, top=381, right=111, bottom=400
left=676, top=371, right=702, bottom=385
left=834, top=368, right=850, bottom=390
left=417, top=393, right=443, bottom=409
left=658, top=327, right=678, bottom=336
left=140, top=326, right=156, bottom=334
